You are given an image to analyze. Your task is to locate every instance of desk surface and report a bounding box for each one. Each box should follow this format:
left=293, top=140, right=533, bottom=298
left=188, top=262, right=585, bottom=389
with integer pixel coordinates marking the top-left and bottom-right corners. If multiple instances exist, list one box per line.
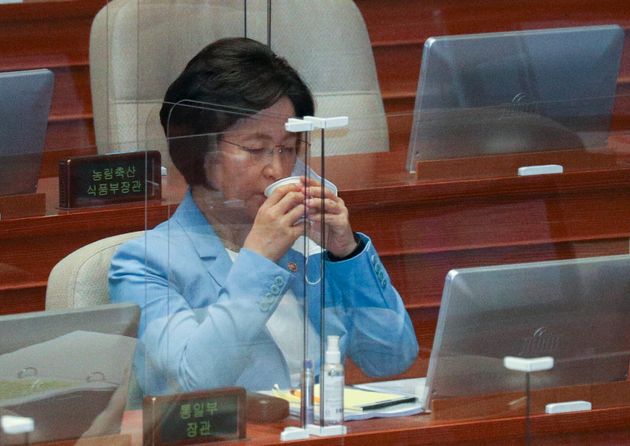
left=119, top=404, right=630, bottom=445
left=126, top=377, right=626, bottom=444
left=4, top=149, right=630, bottom=383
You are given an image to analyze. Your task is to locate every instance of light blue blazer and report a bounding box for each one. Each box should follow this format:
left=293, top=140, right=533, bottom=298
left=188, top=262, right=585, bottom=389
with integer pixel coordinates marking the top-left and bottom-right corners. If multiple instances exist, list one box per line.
left=109, top=190, right=418, bottom=395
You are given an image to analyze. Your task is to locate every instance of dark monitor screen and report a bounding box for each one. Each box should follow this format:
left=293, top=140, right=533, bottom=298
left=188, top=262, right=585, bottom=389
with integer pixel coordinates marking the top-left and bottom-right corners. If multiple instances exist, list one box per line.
left=407, top=25, right=624, bottom=172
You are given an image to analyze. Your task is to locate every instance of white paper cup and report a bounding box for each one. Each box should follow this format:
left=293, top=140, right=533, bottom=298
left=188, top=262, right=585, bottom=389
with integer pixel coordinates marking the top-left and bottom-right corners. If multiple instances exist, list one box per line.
left=264, top=176, right=302, bottom=197
left=264, top=176, right=338, bottom=198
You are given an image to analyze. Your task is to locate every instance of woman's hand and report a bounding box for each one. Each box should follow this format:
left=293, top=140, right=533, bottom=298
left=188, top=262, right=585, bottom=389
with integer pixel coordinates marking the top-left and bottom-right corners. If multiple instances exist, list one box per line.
left=243, top=184, right=305, bottom=262
left=302, top=177, right=358, bottom=258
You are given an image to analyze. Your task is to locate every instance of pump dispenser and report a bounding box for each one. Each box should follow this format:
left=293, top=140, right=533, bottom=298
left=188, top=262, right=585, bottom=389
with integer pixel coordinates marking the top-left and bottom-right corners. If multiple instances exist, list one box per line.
left=322, top=335, right=344, bottom=425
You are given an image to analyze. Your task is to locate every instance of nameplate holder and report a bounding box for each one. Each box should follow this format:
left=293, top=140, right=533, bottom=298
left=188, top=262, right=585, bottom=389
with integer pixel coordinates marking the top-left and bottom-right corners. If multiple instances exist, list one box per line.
left=143, top=387, right=246, bottom=446
left=58, top=151, right=162, bottom=209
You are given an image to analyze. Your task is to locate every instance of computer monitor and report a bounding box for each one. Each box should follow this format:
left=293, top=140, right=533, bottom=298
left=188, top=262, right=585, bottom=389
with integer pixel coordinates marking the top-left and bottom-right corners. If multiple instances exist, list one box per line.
left=425, top=255, right=630, bottom=407
left=0, top=303, right=140, bottom=445
left=406, top=25, right=624, bottom=172
left=0, top=69, right=54, bottom=195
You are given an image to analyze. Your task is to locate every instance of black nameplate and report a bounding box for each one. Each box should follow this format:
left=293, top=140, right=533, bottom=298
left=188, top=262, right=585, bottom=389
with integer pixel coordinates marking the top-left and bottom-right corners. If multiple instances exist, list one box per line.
left=58, top=151, right=162, bottom=208
left=143, top=387, right=247, bottom=446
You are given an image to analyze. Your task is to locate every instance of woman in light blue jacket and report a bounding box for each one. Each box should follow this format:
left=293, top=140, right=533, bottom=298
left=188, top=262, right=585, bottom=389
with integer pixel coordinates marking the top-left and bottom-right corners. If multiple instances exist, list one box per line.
left=109, top=38, right=418, bottom=396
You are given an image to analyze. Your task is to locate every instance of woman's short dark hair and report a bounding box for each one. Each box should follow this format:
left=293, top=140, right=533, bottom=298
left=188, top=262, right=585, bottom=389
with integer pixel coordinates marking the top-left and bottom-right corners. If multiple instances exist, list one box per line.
left=160, top=37, right=314, bottom=186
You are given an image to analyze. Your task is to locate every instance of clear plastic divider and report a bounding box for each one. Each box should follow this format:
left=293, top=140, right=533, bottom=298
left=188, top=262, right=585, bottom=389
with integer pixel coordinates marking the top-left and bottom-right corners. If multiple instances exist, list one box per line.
left=3, top=1, right=630, bottom=444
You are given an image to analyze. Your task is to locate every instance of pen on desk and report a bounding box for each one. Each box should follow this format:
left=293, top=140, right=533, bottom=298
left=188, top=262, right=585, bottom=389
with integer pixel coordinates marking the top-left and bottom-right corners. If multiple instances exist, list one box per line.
left=355, top=396, right=417, bottom=412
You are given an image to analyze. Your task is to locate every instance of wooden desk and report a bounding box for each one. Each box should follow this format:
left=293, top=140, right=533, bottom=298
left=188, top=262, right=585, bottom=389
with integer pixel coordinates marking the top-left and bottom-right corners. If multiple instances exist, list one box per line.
left=2, top=149, right=630, bottom=383
left=31, top=383, right=630, bottom=445
left=0, top=174, right=186, bottom=315
left=117, top=404, right=630, bottom=445
left=32, top=382, right=630, bottom=445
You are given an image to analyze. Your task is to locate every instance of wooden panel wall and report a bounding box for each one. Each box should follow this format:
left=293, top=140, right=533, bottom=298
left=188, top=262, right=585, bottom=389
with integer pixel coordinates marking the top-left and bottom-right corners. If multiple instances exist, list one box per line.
left=2, top=0, right=630, bottom=176
left=0, top=0, right=103, bottom=176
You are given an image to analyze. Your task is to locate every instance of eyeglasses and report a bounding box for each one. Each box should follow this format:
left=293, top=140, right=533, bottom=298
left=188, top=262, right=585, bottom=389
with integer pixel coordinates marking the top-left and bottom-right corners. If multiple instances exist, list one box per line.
left=221, top=139, right=307, bottom=164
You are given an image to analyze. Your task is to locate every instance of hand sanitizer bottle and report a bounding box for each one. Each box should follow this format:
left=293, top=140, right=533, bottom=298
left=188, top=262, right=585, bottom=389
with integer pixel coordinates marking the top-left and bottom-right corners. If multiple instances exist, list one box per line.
left=323, top=335, right=344, bottom=425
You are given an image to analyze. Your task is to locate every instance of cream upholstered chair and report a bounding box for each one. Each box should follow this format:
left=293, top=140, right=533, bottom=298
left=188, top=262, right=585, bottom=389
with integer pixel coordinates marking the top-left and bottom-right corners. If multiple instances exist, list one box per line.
left=89, top=0, right=389, bottom=166
left=45, top=231, right=144, bottom=310
left=45, top=231, right=145, bottom=409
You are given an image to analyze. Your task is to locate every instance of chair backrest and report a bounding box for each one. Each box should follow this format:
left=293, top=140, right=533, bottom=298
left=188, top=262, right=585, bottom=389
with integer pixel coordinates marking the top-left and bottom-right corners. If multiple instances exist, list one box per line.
left=45, top=231, right=145, bottom=409
left=45, top=231, right=144, bottom=310
left=89, top=0, right=389, bottom=167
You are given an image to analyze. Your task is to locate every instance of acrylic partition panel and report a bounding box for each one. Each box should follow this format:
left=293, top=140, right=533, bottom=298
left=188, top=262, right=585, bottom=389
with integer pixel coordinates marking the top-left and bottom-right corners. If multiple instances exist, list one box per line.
left=518, top=255, right=630, bottom=444
left=159, top=102, right=319, bottom=430
left=425, top=255, right=630, bottom=414
left=404, top=92, right=630, bottom=181
left=0, top=302, right=140, bottom=445
left=406, top=25, right=623, bottom=169
left=154, top=100, right=424, bottom=437
left=61, top=4, right=630, bottom=444
left=3, top=0, right=630, bottom=444
left=0, top=140, right=162, bottom=445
